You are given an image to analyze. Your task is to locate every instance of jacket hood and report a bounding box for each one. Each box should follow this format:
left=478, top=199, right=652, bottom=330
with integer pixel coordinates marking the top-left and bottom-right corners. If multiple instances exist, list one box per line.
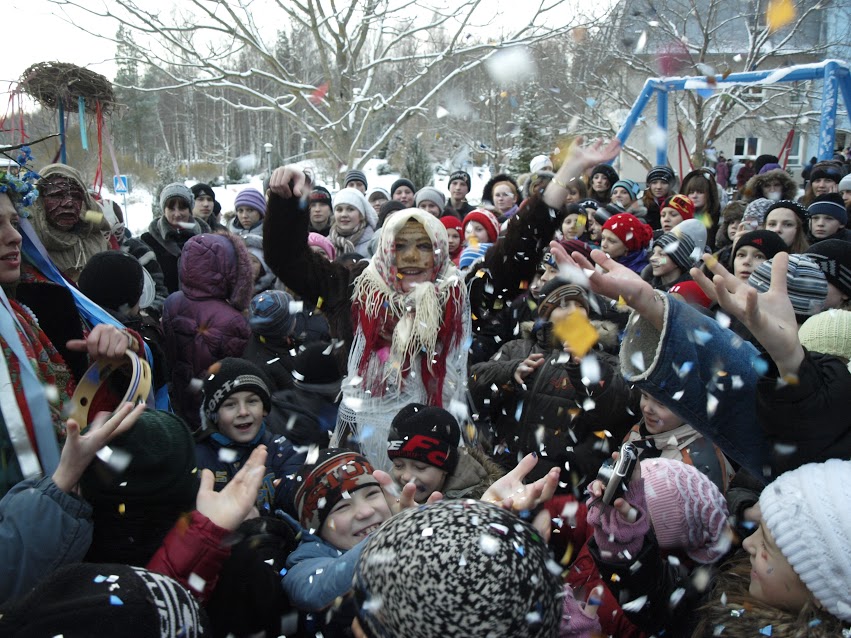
left=743, top=168, right=798, bottom=201
left=178, top=232, right=254, bottom=309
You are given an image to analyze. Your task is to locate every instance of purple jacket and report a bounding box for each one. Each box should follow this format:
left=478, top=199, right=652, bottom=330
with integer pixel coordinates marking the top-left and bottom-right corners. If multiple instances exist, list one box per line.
left=163, top=233, right=253, bottom=430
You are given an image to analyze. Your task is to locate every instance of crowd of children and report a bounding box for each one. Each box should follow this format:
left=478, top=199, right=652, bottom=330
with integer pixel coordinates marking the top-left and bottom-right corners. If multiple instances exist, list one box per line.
left=0, top=130, right=849, bottom=638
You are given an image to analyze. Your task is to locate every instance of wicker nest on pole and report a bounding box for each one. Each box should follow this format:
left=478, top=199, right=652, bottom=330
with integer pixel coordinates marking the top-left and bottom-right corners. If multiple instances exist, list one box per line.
left=18, top=61, right=117, bottom=115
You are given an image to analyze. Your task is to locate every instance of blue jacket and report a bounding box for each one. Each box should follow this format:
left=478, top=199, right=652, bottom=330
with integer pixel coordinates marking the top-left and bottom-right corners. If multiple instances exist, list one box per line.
left=0, top=476, right=93, bottom=604
left=195, top=426, right=305, bottom=514
left=280, top=513, right=367, bottom=612
left=619, top=294, right=768, bottom=482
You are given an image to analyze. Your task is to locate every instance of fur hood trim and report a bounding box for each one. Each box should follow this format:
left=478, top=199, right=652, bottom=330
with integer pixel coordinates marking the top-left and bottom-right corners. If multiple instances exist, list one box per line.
left=743, top=168, right=798, bottom=201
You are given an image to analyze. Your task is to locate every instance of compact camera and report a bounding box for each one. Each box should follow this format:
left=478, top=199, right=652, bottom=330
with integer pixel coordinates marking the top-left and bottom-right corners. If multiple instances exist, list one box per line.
left=596, top=442, right=640, bottom=505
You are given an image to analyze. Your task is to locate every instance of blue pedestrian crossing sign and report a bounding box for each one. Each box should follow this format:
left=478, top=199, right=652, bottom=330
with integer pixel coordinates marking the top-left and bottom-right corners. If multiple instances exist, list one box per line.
left=114, top=175, right=129, bottom=194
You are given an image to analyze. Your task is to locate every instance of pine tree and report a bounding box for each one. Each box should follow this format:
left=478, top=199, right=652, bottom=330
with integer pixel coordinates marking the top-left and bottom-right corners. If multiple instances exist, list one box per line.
left=404, top=137, right=434, bottom=190
left=508, top=89, right=548, bottom=176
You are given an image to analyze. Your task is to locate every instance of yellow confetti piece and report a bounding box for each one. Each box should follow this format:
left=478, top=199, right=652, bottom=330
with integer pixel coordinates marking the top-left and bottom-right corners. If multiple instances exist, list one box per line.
left=593, top=430, right=610, bottom=439
left=84, top=210, right=104, bottom=225
left=468, top=236, right=480, bottom=248
left=519, top=280, right=529, bottom=290
left=766, top=0, right=795, bottom=32
left=577, top=214, right=587, bottom=227
left=560, top=541, right=575, bottom=566
left=610, top=573, right=621, bottom=583
left=118, top=503, right=126, bottom=515
left=617, top=295, right=628, bottom=308
left=475, top=269, right=486, bottom=278
left=697, top=212, right=713, bottom=229
left=316, top=296, right=324, bottom=309
left=703, top=253, right=718, bottom=269
left=553, top=310, right=599, bottom=358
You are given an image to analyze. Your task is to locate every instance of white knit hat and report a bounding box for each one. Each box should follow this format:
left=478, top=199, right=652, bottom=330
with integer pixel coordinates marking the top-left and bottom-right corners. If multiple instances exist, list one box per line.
left=798, top=309, right=851, bottom=363
left=759, top=459, right=851, bottom=622
left=333, top=188, right=377, bottom=229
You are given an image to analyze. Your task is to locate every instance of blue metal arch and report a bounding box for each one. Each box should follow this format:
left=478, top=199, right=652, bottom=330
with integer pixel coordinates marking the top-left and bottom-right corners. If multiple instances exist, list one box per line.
left=613, top=59, right=851, bottom=165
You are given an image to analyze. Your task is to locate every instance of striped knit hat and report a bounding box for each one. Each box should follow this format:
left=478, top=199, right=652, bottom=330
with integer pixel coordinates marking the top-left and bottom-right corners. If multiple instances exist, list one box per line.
left=748, top=254, right=827, bottom=318
left=807, top=193, right=848, bottom=226
left=805, top=239, right=851, bottom=298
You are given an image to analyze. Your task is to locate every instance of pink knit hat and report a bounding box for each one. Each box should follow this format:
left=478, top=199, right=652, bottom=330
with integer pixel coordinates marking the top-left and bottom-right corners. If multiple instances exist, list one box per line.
left=307, top=232, right=336, bottom=261
left=641, top=458, right=731, bottom=564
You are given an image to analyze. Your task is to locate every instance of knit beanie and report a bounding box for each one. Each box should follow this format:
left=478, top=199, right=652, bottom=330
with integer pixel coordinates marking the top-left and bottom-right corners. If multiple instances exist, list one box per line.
left=292, top=341, right=344, bottom=394
left=462, top=208, right=500, bottom=243
left=387, top=403, right=461, bottom=473
left=757, top=162, right=782, bottom=175
left=81, top=410, right=199, bottom=508
left=158, top=183, right=194, bottom=213
left=439, top=215, right=463, bottom=236
left=390, top=178, right=416, bottom=197
left=590, top=163, right=619, bottom=186
left=611, top=178, right=641, bottom=201
left=353, top=500, right=564, bottom=638
left=367, top=187, right=390, bottom=203
left=344, top=169, right=368, bottom=189
left=653, top=230, right=698, bottom=271
left=0, top=563, right=208, bottom=638
left=759, top=459, right=851, bottom=622
left=798, top=309, right=851, bottom=361
left=839, top=174, right=851, bottom=192
left=808, top=193, right=848, bottom=226
left=308, top=185, right=332, bottom=207
left=766, top=199, right=808, bottom=225
left=333, top=188, right=376, bottom=228
left=742, top=197, right=774, bottom=225
left=669, top=280, right=713, bottom=309
left=307, top=232, right=336, bottom=261
left=558, top=238, right=595, bottom=261
left=805, top=239, right=851, bottom=298
left=191, top=182, right=216, bottom=201
left=234, top=188, right=267, bottom=217
left=641, top=458, right=731, bottom=564
left=754, top=154, right=780, bottom=175
left=78, top=251, right=144, bottom=312
left=415, top=186, right=446, bottom=209
left=202, top=357, right=272, bottom=428
left=809, top=161, right=843, bottom=184
left=579, top=198, right=600, bottom=212
left=672, top=218, right=707, bottom=255
left=602, top=212, right=653, bottom=252
left=529, top=154, right=553, bottom=173
left=662, top=193, right=695, bottom=220
left=748, top=254, right=827, bottom=317
left=646, top=165, right=676, bottom=184
left=248, top=289, right=297, bottom=339
left=448, top=170, right=471, bottom=190
left=538, top=276, right=591, bottom=317
left=293, top=448, right=379, bottom=533
left=734, top=230, right=787, bottom=262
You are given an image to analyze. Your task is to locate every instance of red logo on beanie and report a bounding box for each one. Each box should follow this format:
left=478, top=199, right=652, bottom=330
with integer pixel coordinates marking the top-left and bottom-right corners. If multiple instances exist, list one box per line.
left=388, top=434, right=450, bottom=469
left=753, top=238, right=763, bottom=245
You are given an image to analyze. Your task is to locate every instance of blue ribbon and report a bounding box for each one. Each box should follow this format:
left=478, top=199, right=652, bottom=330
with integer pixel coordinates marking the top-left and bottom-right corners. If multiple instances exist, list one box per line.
left=78, top=97, right=88, bottom=151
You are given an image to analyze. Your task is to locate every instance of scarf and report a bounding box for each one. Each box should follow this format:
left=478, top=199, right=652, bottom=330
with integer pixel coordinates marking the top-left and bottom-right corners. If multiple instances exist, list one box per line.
left=348, top=210, right=467, bottom=406
left=329, top=220, right=367, bottom=255
left=147, top=215, right=209, bottom=258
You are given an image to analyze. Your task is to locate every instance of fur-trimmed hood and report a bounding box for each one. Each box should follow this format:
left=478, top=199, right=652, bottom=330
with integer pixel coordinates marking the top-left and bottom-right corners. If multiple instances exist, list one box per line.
left=443, top=446, right=505, bottom=499
left=178, top=232, right=254, bottom=310
left=743, top=168, right=798, bottom=202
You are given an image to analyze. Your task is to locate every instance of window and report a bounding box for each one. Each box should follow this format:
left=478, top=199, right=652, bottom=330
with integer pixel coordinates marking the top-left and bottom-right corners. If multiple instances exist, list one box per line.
left=785, top=132, right=804, bottom=167
left=734, top=137, right=759, bottom=157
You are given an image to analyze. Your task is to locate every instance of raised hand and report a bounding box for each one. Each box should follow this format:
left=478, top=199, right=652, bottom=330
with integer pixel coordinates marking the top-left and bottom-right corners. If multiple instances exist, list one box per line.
left=514, top=352, right=545, bottom=385
left=267, top=165, right=312, bottom=199
left=481, top=452, right=560, bottom=513
left=691, top=252, right=803, bottom=377
left=66, top=324, right=137, bottom=360
left=545, top=137, right=621, bottom=209
left=52, top=402, right=146, bottom=494
left=372, top=469, right=443, bottom=515
left=196, top=445, right=268, bottom=531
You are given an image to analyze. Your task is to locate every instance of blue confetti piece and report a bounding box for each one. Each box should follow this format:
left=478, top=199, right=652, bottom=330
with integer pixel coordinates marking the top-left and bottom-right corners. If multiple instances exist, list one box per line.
left=585, top=97, right=597, bottom=108
left=516, top=545, right=525, bottom=556
left=692, top=329, right=713, bottom=345
left=110, top=595, right=124, bottom=606
left=94, top=575, right=107, bottom=583
left=279, top=567, right=288, bottom=577
left=677, top=361, right=694, bottom=378
left=759, top=625, right=772, bottom=636
left=752, top=356, right=769, bottom=376
left=514, top=399, right=524, bottom=422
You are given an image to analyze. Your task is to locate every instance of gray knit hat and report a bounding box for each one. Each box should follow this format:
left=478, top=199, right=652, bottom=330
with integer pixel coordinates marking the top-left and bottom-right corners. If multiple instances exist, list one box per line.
left=759, top=459, right=851, bottom=622
left=415, top=186, right=446, bottom=209
left=344, top=169, right=368, bottom=190
left=248, top=289, right=297, bottom=338
left=353, top=499, right=563, bottom=638
left=748, top=254, right=827, bottom=317
left=653, top=230, right=698, bottom=271
left=742, top=197, right=774, bottom=225
left=158, top=183, right=194, bottom=213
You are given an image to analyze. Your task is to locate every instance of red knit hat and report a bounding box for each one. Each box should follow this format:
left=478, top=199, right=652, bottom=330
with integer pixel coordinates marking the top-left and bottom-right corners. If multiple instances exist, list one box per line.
left=439, top=216, right=463, bottom=235
left=462, top=208, right=500, bottom=243
left=662, top=194, right=695, bottom=220
left=669, top=280, right=712, bottom=309
left=602, top=213, right=653, bottom=252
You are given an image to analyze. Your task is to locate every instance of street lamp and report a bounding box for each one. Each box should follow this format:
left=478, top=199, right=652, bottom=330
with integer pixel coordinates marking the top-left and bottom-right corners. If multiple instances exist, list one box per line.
left=264, top=142, right=273, bottom=174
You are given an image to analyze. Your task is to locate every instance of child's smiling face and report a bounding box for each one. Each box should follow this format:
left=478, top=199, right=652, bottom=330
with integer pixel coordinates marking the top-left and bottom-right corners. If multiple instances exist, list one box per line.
left=320, top=485, right=392, bottom=550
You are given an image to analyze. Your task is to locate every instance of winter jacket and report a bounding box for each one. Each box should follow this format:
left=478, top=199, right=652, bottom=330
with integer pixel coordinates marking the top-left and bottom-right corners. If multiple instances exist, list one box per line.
left=241, top=334, right=296, bottom=392
left=194, top=426, right=305, bottom=515
left=267, top=388, right=339, bottom=446
left=619, top=294, right=767, bottom=481
left=162, top=233, right=253, bottom=431
left=442, top=446, right=505, bottom=499
left=146, top=510, right=231, bottom=605
left=808, top=226, right=851, bottom=245
left=281, top=514, right=368, bottom=612
left=444, top=200, right=474, bottom=218
left=625, top=421, right=735, bottom=493
left=228, top=216, right=264, bottom=238
left=470, top=327, right=629, bottom=485
left=121, top=236, right=169, bottom=317
left=742, top=168, right=798, bottom=202
left=756, top=349, right=851, bottom=474
left=0, top=476, right=92, bottom=605
left=141, top=215, right=211, bottom=294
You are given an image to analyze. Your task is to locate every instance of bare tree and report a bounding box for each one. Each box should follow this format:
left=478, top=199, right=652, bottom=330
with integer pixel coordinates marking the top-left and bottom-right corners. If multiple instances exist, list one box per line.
left=46, top=0, right=590, bottom=169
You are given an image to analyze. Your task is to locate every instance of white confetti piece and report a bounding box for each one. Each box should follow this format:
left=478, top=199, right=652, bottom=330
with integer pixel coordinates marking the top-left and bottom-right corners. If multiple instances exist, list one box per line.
left=188, top=573, right=206, bottom=592
left=630, top=352, right=645, bottom=372
left=622, top=595, right=648, bottom=612
left=218, top=448, right=238, bottom=463
left=479, top=534, right=500, bottom=555
left=580, top=354, right=601, bottom=385
left=484, top=47, right=537, bottom=85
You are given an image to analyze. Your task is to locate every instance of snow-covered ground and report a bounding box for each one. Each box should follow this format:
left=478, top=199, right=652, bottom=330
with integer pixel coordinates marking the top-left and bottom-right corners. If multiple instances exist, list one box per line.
left=108, top=159, right=495, bottom=237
